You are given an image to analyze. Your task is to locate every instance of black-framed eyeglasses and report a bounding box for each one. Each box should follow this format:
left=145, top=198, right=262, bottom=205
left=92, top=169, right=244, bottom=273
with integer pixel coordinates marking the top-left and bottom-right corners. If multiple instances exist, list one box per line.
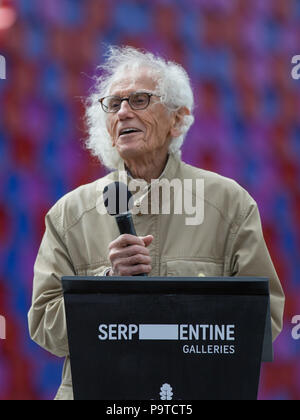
left=99, top=91, right=161, bottom=113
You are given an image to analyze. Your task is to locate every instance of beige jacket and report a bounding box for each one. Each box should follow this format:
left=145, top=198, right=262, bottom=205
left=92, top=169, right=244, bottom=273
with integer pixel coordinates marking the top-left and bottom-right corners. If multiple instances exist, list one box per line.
left=28, top=154, right=285, bottom=400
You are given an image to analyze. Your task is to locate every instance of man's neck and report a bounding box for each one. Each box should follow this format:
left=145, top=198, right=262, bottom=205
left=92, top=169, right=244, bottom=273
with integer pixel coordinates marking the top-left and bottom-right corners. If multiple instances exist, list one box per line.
left=124, top=153, right=169, bottom=183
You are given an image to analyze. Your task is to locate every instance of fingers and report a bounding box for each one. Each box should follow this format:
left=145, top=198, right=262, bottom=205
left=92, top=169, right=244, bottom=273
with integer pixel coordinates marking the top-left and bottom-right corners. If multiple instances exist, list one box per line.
left=109, top=234, right=146, bottom=250
left=110, top=263, right=152, bottom=277
left=108, top=234, right=153, bottom=276
left=109, top=234, right=154, bottom=248
left=142, top=235, right=154, bottom=247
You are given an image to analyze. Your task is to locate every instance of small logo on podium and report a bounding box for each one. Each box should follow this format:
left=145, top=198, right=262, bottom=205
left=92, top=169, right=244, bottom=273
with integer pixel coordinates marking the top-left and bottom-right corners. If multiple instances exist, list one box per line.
left=160, top=383, right=173, bottom=400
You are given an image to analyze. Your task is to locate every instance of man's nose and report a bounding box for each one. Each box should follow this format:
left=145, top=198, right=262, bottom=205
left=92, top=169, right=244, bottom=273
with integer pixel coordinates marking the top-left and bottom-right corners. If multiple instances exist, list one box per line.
left=117, top=100, right=134, bottom=119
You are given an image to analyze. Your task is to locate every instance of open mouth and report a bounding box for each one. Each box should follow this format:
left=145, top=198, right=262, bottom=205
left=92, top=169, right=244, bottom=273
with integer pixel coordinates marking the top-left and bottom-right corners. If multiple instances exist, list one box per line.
left=119, top=128, right=143, bottom=137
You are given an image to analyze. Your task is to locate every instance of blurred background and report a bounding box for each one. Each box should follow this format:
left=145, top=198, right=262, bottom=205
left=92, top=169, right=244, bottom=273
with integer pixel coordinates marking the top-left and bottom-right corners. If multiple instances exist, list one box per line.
left=0, top=0, right=299, bottom=400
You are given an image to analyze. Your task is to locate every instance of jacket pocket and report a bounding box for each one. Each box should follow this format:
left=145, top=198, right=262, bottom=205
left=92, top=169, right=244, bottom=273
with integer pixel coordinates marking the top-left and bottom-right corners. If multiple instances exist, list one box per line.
left=166, top=259, right=223, bottom=277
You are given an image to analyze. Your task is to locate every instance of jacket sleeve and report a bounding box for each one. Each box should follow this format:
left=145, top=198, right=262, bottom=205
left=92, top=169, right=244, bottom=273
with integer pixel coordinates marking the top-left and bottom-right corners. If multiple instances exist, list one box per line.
left=228, top=194, right=285, bottom=342
left=28, top=207, right=75, bottom=358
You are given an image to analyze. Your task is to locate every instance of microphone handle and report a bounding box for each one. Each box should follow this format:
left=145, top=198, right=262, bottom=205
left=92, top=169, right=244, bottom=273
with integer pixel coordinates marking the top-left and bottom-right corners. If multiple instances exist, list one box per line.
left=115, top=213, right=147, bottom=277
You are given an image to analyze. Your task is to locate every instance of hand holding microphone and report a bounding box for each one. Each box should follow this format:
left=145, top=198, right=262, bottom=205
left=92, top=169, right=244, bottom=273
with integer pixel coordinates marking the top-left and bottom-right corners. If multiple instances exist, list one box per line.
left=108, top=234, right=153, bottom=276
left=103, top=182, right=153, bottom=276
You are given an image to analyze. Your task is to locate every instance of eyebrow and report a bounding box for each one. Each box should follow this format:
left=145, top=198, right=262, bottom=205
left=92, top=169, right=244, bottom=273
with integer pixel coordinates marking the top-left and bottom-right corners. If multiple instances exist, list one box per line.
left=108, top=89, right=153, bottom=97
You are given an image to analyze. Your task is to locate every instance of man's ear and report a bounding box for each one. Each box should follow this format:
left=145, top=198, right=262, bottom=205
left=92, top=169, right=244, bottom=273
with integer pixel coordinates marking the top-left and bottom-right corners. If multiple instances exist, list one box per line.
left=170, top=107, right=191, bottom=138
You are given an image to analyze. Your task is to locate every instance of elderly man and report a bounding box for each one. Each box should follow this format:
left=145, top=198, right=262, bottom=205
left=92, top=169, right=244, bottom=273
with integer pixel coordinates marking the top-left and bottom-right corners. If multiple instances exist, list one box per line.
left=28, top=46, right=285, bottom=400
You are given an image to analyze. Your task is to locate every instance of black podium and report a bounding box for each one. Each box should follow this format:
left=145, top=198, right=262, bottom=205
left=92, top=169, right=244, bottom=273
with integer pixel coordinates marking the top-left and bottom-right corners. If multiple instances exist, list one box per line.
left=62, top=276, right=273, bottom=401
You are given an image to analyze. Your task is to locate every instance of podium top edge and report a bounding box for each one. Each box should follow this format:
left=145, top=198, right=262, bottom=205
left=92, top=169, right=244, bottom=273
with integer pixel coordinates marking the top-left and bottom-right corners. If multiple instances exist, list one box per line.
left=62, top=276, right=270, bottom=296
left=62, top=276, right=269, bottom=284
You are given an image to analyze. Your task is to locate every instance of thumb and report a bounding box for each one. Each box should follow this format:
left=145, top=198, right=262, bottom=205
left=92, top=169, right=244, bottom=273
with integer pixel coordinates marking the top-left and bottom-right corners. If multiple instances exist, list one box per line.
left=141, top=235, right=154, bottom=247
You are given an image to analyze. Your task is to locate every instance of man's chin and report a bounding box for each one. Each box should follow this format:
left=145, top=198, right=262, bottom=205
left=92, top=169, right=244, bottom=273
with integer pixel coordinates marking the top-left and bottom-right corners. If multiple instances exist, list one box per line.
left=116, top=143, right=146, bottom=160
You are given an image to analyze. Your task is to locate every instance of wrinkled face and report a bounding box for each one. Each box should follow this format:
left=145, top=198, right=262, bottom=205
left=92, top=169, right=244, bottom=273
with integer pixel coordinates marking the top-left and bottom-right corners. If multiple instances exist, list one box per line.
left=105, top=68, right=177, bottom=161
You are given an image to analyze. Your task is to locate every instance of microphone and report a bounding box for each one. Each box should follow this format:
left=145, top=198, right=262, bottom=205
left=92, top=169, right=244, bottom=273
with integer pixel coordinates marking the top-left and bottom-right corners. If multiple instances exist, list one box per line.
left=103, top=181, right=147, bottom=276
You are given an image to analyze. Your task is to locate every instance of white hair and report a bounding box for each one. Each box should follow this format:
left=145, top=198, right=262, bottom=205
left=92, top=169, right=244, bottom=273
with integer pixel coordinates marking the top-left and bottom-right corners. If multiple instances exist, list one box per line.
left=85, top=45, right=195, bottom=170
